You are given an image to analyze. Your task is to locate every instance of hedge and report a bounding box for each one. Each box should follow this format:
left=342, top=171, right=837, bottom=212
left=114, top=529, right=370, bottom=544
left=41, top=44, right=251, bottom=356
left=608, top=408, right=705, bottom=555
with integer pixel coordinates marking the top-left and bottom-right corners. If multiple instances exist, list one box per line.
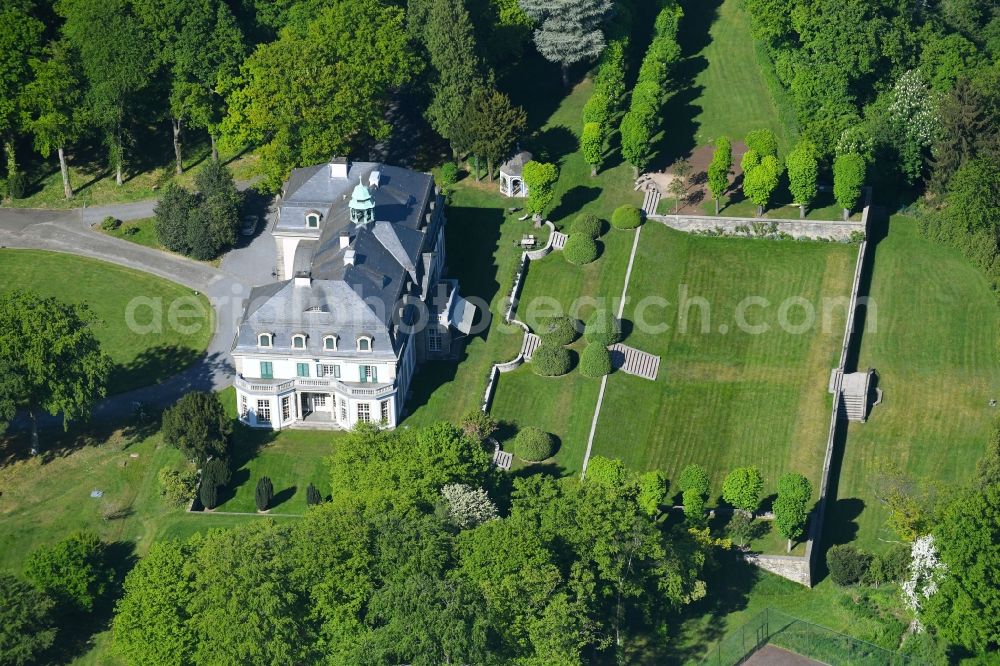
left=585, top=310, right=622, bottom=346
left=611, top=205, right=642, bottom=230
left=531, top=344, right=572, bottom=376
left=579, top=343, right=613, bottom=378
left=571, top=213, right=603, bottom=238
left=513, top=427, right=556, bottom=462
left=538, top=315, right=579, bottom=346
left=563, top=234, right=599, bottom=265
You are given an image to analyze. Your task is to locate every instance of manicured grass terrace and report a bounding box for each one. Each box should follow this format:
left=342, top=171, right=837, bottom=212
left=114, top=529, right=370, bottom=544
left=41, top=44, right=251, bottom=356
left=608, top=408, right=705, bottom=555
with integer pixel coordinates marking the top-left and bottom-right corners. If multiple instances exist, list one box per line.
left=0, top=249, right=214, bottom=394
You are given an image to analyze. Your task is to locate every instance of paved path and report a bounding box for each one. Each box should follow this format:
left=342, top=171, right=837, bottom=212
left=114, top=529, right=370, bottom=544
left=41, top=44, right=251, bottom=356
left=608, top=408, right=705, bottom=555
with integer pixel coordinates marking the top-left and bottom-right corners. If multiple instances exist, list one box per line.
left=608, top=343, right=660, bottom=380
left=0, top=194, right=277, bottom=425
left=581, top=225, right=643, bottom=478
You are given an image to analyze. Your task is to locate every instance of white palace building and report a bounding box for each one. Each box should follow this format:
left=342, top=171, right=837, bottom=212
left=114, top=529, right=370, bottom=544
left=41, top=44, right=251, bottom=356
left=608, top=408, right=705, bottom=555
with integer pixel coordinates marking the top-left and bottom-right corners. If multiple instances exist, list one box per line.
left=231, top=158, right=477, bottom=430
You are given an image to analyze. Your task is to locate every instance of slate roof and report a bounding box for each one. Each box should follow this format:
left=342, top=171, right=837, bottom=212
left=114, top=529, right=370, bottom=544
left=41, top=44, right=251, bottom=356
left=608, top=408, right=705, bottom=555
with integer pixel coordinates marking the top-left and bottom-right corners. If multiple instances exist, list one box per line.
left=499, top=151, right=533, bottom=177
left=234, top=159, right=440, bottom=359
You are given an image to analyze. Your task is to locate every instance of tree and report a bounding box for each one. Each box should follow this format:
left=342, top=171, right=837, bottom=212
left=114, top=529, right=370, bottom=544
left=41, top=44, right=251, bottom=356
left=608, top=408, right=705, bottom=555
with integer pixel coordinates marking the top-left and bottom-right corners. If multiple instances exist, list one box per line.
left=440, top=483, right=499, bottom=529
left=194, top=160, right=241, bottom=254
left=0, top=2, right=43, bottom=193
left=882, top=69, right=939, bottom=185
left=255, top=476, right=274, bottom=511
left=944, top=158, right=1000, bottom=235
left=620, top=107, right=654, bottom=177
left=60, top=0, right=157, bottom=186
left=585, top=455, right=629, bottom=487
left=742, top=154, right=782, bottom=217
left=421, top=0, right=487, bottom=156
left=305, top=483, right=323, bottom=506
left=222, top=0, right=420, bottom=191
left=786, top=140, right=819, bottom=219
left=20, top=40, right=82, bottom=199
left=584, top=309, right=621, bottom=346
left=637, top=471, right=667, bottom=518
left=0, top=573, right=56, bottom=666
left=930, top=73, right=1000, bottom=195
left=707, top=136, right=732, bottom=215
left=154, top=184, right=200, bottom=254
left=112, top=540, right=195, bottom=666
left=721, top=466, right=763, bottom=515
left=461, top=85, right=527, bottom=181
left=773, top=472, right=812, bottom=552
left=161, top=391, right=231, bottom=464
left=460, top=409, right=497, bottom=442
left=678, top=464, right=710, bottom=497
left=727, top=512, right=766, bottom=548
left=581, top=121, right=604, bottom=176
left=24, top=531, right=110, bottom=613
left=134, top=0, right=246, bottom=171
left=518, top=0, right=613, bottom=86
left=522, top=160, right=559, bottom=221
left=0, top=291, right=111, bottom=452
left=682, top=488, right=706, bottom=526
left=202, top=458, right=231, bottom=488
left=579, top=342, right=612, bottom=377
left=199, top=476, right=219, bottom=510
left=826, top=544, right=872, bottom=586
left=329, top=422, right=492, bottom=516
left=744, top=129, right=778, bottom=157
left=833, top=152, right=865, bottom=220
left=158, top=467, right=199, bottom=505
left=922, top=484, right=1000, bottom=653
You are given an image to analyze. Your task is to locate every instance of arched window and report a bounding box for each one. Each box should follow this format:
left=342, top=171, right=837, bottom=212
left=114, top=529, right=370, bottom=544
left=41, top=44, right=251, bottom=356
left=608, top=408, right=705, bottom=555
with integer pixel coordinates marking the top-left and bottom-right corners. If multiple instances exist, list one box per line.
left=258, top=333, right=272, bottom=348
left=323, top=335, right=338, bottom=351
left=292, top=334, right=307, bottom=349
left=357, top=336, right=372, bottom=352
left=305, top=211, right=321, bottom=228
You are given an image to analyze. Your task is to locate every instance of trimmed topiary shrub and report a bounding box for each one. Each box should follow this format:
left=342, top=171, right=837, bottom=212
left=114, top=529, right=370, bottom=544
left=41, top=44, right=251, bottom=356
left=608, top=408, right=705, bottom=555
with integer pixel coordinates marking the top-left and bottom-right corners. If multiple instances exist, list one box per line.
left=439, top=162, right=458, bottom=189
left=571, top=213, right=603, bottom=238
left=579, top=343, right=613, bottom=378
left=513, top=426, right=556, bottom=462
left=563, top=234, right=599, bottom=265
left=255, top=476, right=274, bottom=511
left=538, top=315, right=579, bottom=346
left=611, top=204, right=642, bottom=230
left=585, top=310, right=622, bottom=346
left=100, top=216, right=122, bottom=231
left=531, top=344, right=572, bottom=376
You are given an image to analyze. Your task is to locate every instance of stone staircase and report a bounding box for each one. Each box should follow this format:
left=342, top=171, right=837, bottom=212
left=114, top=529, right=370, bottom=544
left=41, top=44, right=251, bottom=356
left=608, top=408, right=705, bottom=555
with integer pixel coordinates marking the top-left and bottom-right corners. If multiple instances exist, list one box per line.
left=641, top=188, right=661, bottom=217
left=551, top=231, right=568, bottom=250
left=521, top=333, right=541, bottom=361
left=608, top=343, right=660, bottom=380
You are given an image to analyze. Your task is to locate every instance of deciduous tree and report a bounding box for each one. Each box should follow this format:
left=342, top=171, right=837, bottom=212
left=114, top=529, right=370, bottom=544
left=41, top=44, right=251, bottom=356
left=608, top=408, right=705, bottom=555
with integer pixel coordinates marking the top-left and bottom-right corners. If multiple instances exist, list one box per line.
left=773, top=472, right=812, bottom=552
left=833, top=152, right=865, bottom=220
left=786, top=140, right=819, bottom=219
left=24, top=531, right=110, bottom=613
left=0, top=1, right=43, bottom=191
left=222, top=0, right=420, bottom=191
left=581, top=121, right=603, bottom=176
left=721, top=466, right=763, bottom=515
left=742, top=154, right=782, bottom=217
left=522, top=160, right=559, bottom=221
left=707, top=136, right=732, bottom=215
left=0, top=291, right=111, bottom=452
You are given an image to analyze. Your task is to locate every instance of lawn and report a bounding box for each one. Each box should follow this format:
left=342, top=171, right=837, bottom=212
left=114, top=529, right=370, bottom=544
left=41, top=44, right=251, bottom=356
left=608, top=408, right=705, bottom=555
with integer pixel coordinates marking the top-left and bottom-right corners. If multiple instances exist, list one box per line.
left=828, top=216, right=1000, bottom=552
left=0, top=249, right=214, bottom=394
left=591, top=223, right=857, bottom=504
left=653, top=0, right=796, bottom=169
left=96, top=216, right=161, bottom=250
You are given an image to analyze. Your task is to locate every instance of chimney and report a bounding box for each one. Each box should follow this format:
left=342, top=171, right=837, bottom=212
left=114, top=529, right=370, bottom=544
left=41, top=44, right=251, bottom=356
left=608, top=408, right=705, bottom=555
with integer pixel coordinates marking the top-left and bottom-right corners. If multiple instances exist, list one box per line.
left=330, top=156, right=348, bottom=179
left=294, top=271, right=311, bottom=287
left=339, top=233, right=351, bottom=249
left=344, top=249, right=356, bottom=266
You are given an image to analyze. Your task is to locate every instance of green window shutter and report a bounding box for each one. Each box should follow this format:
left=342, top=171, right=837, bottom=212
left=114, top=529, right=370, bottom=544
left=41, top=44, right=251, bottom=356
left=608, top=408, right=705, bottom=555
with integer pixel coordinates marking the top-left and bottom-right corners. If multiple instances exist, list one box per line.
left=372, top=366, right=378, bottom=382
left=334, top=365, right=341, bottom=379
left=261, top=362, right=272, bottom=379
left=359, top=366, right=366, bottom=383
left=297, top=363, right=309, bottom=377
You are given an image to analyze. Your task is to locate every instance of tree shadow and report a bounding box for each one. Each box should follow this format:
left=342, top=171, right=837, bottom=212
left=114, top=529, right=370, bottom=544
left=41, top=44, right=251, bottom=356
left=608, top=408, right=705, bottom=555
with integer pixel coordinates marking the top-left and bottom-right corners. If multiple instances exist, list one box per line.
left=112, top=345, right=203, bottom=396
left=549, top=185, right=601, bottom=222
left=528, top=125, right=578, bottom=166
left=271, top=485, right=297, bottom=509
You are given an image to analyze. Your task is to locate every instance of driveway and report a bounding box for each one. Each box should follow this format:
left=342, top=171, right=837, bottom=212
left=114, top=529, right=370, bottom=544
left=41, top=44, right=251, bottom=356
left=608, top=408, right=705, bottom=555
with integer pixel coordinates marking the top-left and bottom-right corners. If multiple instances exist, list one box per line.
left=0, top=196, right=278, bottom=423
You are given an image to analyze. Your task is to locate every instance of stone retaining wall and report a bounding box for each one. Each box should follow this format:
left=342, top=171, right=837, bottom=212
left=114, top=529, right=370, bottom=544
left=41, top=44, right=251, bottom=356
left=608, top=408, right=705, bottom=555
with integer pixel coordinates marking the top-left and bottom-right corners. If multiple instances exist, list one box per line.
left=744, top=553, right=813, bottom=586
left=648, top=212, right=865, bottom=241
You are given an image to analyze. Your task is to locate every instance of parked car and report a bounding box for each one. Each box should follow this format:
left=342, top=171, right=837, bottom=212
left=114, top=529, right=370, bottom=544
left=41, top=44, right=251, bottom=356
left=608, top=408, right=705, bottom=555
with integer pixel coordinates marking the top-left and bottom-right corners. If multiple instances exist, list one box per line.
left=240, top=214, right=259, bottom=236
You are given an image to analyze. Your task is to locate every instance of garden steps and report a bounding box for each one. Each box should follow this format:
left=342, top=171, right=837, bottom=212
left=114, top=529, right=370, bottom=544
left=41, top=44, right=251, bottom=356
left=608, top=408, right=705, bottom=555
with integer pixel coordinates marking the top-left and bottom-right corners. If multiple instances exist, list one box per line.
left=609, top=343, right=660, bottom=381
left=521, top=333, right=541, bottom=360
left=641, top=188, right=661, bottom=217
left=551, top=231, right=568, bottom=250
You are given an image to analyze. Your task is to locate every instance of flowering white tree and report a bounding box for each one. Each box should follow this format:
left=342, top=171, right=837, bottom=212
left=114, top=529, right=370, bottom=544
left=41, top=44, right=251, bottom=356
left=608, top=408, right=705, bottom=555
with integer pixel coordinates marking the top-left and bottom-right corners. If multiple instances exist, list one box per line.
left=902, top=535, right=946, bottom=627
left=440, top=483, right=498, bottom=529
left=887, top=69, right=939, bottom=183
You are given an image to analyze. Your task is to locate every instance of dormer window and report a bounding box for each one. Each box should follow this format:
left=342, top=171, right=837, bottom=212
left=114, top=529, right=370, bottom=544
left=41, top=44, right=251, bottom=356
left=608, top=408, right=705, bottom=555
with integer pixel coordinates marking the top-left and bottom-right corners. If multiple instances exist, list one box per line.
left=305, top=212, right=321, bottom=228
left=357, top=335, right=372, bottom=352
left=258, top=333, right=273, bottom=348
left=323, top=335, right=338, bottom=351
left=292, top=334, right=307, bottom=349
